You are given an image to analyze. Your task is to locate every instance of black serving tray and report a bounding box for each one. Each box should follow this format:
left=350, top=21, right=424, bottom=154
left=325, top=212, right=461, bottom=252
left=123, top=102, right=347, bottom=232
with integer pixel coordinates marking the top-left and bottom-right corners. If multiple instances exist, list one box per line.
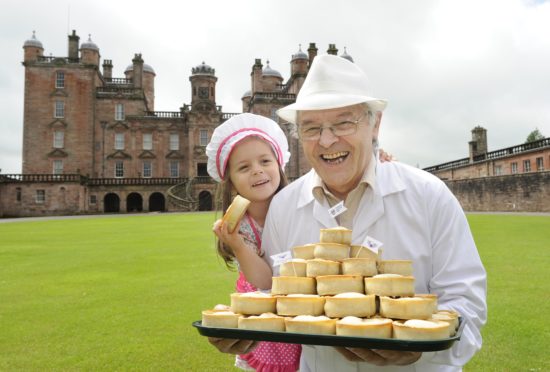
left=193, top=317, right=464, bottom=352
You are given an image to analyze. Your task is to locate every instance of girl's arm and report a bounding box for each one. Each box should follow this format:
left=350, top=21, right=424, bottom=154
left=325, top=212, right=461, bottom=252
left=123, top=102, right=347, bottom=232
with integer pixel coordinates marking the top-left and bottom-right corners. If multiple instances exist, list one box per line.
left=213, top=219, right=273, bottom=290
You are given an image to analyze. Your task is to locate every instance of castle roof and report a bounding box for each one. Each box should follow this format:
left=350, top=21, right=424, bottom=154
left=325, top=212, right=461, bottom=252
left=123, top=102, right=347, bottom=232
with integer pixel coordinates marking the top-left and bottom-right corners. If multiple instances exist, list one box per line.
left=125, top=63, right=156, bottom=74
left=340, top=47, right=354, bottom=62
left=81, top=35, right=99, bottom=51
left=262, top=60, right=282, bottom=79
left=291, top=44, right=308, bottom=61
left=192, top=61, right=215, bottom=76
left=23, top=31, right=43, bottom=48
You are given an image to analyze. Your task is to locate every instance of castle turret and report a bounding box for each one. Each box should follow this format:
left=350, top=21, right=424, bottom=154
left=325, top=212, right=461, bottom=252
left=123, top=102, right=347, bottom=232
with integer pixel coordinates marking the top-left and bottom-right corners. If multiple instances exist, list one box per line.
left=142, top=63, right=156, bottom=111
left=262, top=60, right=283, bottom=92
left=124, top=59, right=155, bottom=109
left=190, top=61, right=217, bottom=107
left=80, top=34, right=100, bottom=66
left=68, top=30, right=79, bottom=61
left=469, top=126, right=488, bottom=161
left=291, top=44, right=309, bottom=75
left=23, top=31, right=44, bottom=62
left=241, top=90, right=252, bottom=112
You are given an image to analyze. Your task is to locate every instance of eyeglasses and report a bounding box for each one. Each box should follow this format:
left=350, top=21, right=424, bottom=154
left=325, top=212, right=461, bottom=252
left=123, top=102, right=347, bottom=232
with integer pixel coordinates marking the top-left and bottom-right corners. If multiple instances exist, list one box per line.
left=298, top=112, right=369, bottom=141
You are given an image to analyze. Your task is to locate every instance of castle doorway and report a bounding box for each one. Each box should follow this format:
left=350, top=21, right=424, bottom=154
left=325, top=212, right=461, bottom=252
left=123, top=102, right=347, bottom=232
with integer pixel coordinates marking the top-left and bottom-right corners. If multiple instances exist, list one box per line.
left=198, top=191, right=212, bottom=211
left=104, top=193, right=120, bottom=213
left=149, top=192, right=165, bottom=212
left=127, top=192, right=143, bottom=212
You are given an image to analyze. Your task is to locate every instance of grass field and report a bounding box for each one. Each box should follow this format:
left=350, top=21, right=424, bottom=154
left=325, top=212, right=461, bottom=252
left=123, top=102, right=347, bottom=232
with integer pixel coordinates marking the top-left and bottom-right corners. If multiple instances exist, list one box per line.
left=0, top=213, right=549, bottom=371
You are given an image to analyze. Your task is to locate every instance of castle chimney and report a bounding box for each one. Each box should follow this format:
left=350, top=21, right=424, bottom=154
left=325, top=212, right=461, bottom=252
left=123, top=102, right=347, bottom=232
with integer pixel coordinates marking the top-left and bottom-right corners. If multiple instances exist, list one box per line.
left=68, top=30, right=79, bottom=61
left=102, top=59, right=113, bottom=79
left=327, top=44, right=338, bottom=55
left=308, top=43, right=318, bottom=66
left=132, top=53, right=144, bottom=89
left=251, top=58, right=263, bottom=94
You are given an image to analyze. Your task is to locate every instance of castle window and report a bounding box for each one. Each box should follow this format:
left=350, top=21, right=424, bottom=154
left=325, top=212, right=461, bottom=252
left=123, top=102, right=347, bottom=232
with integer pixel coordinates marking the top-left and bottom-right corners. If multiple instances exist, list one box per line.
left=53, top=160, right=63, bottom=175
left=511, top=162, right=518, bottom=174
left=199, top=129, right=208, bottom=146
left=115, top=161, right=124, bottom=178
left=169, top=161, right=179, bottom=178
left=53, top=131, right=64, bottom=148
left=197, top=162, right=208, bottom=176
left=54, top=101, right=65, bottom=118
left=523, top=160, right=531, bottom=173
left=90, top=195, right=97, bottom=204
left=35, top=189, right=45, bottom=203
left=115, top=133, right=124, bottom=150
left=115, top=103, right=125, bottom=121
left=169, top=133, right=179, bottom=150
left=143, top=161, right=152, bottom=178
left=495, top=165, right=502, bottom=176
left=16, top=187, right=22, bottom=202
left=56, top=71, right=65, bottom=88
left=143, top=133, right=153, bottom=150
left=536, top=157, right=544, bottom=171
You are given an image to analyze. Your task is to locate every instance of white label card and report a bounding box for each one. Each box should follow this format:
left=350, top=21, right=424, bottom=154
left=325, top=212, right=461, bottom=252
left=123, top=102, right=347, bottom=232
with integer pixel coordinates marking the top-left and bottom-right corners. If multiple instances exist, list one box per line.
left=328, top=200, right=347, bottom=218
left=362, top=235, right=384, bottom=253
left=270, top=251, right=293, bottom=267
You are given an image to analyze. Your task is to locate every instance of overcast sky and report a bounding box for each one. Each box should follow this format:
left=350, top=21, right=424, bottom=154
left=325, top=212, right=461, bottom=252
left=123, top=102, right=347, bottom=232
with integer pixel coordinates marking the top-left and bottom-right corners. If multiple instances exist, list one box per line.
left=1, top=0, right=548, bottom=174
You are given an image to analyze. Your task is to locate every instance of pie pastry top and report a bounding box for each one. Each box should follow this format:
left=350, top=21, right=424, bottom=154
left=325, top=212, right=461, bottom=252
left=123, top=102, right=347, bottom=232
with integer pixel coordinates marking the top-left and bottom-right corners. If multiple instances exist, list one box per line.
left=319, top=227, right=352, bottom=245
left=336, top=316, right=393, bottom=338
left=392, top=319, right=451, bottom=340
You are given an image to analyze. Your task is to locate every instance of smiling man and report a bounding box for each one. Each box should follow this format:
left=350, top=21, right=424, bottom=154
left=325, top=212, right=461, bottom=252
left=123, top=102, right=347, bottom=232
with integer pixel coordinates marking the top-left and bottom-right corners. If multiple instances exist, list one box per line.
left=260, top=55, right=487, bottom=371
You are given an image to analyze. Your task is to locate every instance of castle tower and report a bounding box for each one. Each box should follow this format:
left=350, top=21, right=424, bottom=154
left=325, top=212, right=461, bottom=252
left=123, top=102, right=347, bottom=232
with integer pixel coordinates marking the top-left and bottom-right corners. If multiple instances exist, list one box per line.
left=21, top=30, right=97, bottom=175
left=241, top=90, right=252, bottom=112
left=23, top=31, right=44, bottom=62
left=80, top=35, right=100, bottom=66
left=290, top=44, right=309, bottom=76
left=469, top=126, right=488, bottom=161
left=190, top=61, right=217, bottom=108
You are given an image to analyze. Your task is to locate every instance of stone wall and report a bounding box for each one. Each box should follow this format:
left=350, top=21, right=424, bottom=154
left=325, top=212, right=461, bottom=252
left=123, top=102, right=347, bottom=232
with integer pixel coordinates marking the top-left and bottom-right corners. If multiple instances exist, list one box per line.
left=0, top=182, right=85, bottom=217
left=445, top=171, right=550, bottom=212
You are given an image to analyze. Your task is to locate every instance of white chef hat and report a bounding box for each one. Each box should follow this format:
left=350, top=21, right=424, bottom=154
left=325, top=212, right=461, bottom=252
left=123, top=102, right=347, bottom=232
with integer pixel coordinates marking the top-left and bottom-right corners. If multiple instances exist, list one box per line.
left=206, top=113, right=291, bottom=183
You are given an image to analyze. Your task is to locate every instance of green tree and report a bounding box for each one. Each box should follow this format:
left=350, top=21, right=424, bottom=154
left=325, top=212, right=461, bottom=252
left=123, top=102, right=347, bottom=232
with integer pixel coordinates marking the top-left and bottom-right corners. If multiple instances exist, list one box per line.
left=525, top=128, right=544, bottom=143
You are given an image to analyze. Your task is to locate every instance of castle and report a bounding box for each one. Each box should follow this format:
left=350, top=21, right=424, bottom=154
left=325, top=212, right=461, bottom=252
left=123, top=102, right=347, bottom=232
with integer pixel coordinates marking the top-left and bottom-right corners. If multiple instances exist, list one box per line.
left=0, top=31, right=351, bottom=217
left=0, top=31, right=548, bottom=217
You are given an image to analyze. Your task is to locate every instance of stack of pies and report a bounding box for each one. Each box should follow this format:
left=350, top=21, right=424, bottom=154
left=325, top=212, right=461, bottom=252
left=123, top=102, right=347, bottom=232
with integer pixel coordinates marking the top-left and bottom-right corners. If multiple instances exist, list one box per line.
left=202, top=227, right=460, bottom=340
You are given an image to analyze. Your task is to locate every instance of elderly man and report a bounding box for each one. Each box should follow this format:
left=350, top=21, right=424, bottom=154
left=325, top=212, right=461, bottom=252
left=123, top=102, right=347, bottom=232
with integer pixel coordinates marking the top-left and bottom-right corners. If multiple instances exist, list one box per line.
left=211, top=55, right=487, bottom=371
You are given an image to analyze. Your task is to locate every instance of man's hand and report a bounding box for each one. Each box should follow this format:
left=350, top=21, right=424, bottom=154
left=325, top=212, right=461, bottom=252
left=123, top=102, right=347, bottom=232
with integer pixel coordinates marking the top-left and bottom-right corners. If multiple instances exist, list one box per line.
left=378, top=148, right=396, bottom=162
left=208, top=337, right=258, bottom=355
left=335, top=347, right=421, bottom=366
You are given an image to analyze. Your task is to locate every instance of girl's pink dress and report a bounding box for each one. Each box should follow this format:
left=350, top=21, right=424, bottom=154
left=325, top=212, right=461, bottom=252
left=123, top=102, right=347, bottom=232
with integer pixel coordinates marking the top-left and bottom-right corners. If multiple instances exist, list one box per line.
left=235, top=214, right=301, bottom=372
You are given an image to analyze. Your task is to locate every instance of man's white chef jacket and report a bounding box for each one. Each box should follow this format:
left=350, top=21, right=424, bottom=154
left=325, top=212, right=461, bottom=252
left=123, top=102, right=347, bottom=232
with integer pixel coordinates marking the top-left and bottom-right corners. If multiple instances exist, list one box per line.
left=262, top=160, right=487, bottom=372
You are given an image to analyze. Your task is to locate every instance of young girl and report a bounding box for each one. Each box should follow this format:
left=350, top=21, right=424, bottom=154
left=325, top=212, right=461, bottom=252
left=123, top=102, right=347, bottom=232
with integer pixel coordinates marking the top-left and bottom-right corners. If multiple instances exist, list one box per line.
left=206, top=113, right=301, bottom=372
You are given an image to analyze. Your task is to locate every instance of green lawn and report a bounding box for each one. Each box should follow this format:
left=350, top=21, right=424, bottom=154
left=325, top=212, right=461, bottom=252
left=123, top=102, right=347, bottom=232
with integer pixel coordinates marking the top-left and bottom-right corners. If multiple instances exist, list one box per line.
left=0, top=213, right=548, bottom=371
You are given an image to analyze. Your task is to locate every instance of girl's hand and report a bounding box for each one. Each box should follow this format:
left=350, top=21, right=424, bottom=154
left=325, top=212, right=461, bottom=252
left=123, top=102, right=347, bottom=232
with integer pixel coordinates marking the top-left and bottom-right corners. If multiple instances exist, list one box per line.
left=212, top=219, right=245, bottom=253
